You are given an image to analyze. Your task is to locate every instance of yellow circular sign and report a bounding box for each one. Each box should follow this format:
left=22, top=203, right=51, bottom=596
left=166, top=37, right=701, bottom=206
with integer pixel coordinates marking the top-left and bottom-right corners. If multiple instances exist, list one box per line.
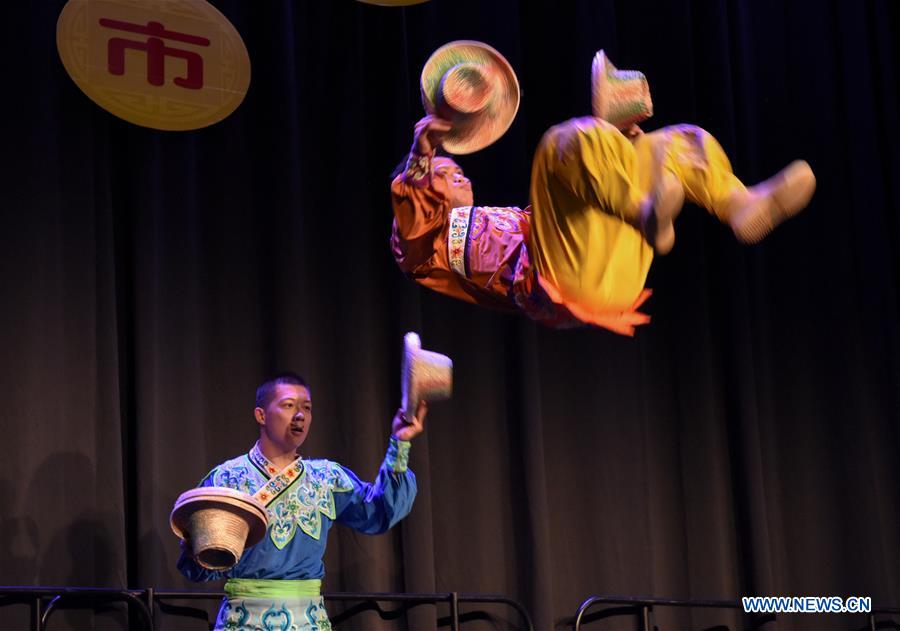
left=57, top=0, right=251, bottom=131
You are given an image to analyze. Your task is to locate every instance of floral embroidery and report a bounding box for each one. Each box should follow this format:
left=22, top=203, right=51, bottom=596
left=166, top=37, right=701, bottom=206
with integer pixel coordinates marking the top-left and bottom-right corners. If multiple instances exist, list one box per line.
left=448, top=206, right=525, bottom=280
left=404, top=151, right=433, bottom=184
left=212, top=466, right=256, bottom=494
left=265, top=460, right=355, bottom=549
left=448, top=206, right=473, bottom=277
left=216, top=597, right=332, bottom=630
left=217, top=601, right=250, bottom=630
left=385, top=438, right=411, bottom=473
left=249, top=442, right=277, bottom=478
left=305, top=599, right=332, bottom=629
left=260, top=603, right=293, bottom=630
left=468, top=206, right=524, bottom=241
left=254, top=458, right=305, bottom=506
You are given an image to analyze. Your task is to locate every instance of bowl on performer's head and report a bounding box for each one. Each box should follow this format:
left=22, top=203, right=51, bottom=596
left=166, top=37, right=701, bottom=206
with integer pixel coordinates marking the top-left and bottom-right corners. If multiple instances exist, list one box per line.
left=592, top=50, right=653, bottom=130
left=401, top=332, right=452, bottom=417
left=170, top=487, right=268, bottom=571
left=420, top=40, right=520, bottom=155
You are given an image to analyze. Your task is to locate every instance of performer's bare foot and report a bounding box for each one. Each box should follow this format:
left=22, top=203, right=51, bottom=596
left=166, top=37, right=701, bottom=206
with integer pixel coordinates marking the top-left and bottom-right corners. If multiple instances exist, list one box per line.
left=728, top=160, right=816, bottom=244
left=640, top=171, right=684, bottom=255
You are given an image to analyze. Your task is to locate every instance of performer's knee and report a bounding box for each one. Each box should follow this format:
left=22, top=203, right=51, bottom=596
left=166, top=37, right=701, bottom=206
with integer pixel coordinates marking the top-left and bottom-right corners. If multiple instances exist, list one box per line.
left=665, top=123, right=710, bottom=138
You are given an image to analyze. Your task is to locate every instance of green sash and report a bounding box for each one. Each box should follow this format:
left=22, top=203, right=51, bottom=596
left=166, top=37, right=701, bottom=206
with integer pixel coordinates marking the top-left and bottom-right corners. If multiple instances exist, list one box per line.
left=224, top=578, right=321, bottom=599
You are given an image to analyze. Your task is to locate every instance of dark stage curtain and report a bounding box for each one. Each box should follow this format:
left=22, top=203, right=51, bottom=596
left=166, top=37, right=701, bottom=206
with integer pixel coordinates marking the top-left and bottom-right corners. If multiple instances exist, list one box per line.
left=1, top=1, right=899, bottom=629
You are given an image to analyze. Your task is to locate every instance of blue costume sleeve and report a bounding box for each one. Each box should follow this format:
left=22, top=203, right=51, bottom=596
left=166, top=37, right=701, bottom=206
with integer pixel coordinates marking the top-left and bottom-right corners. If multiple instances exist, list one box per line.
left=333, top=437, right=417, bottom=534
left=177, top=548, right=226, bottom=582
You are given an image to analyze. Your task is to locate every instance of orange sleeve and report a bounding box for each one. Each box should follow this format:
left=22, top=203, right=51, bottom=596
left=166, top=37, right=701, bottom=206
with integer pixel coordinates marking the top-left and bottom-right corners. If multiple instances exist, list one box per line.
left=390, top=152, right=452, bottom=272
left=389, top=153, right=518, bottom=313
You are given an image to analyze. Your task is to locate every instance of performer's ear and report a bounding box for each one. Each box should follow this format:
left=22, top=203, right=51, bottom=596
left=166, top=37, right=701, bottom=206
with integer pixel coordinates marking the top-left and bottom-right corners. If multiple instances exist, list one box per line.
left=254, top=407, right=266, bottom=426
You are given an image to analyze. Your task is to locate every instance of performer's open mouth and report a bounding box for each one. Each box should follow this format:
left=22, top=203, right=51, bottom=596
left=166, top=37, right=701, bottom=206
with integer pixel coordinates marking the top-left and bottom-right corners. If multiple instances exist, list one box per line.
left=290, top=426, right=305, bottom=435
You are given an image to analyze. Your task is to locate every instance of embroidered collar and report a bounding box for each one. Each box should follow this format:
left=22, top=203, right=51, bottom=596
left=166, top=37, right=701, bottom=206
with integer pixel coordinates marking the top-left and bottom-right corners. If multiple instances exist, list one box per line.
left=248, top=441, right=304, bottom=478
left=249, top=442, right=305, bottom=506
left=248, top=441, right=280, bottom=478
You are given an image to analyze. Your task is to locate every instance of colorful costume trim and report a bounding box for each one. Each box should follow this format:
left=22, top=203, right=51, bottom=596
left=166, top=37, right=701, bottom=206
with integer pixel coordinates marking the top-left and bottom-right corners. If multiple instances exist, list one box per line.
left=405, top=151, right=433, bottom=185
left=385, top=437, right=411, bottom=473
left=215, top=592, right=331, bottom=631
left=448, top=206, right=473, bottom=277
left=261, top=459, right=355, bottom=547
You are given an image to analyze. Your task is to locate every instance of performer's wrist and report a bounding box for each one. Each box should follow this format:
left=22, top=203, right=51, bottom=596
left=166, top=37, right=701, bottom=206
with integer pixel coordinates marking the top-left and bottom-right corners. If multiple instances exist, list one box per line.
left=385, top=436, right=411, bottom=473
left=410, top=146, right=435, bottom=158
left=404, top=150, right=433, bottom=185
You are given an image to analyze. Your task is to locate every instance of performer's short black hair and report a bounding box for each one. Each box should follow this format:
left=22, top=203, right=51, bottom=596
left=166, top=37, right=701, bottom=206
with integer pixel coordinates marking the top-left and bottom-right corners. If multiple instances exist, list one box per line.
left=255, top=372, right=309, bottom=408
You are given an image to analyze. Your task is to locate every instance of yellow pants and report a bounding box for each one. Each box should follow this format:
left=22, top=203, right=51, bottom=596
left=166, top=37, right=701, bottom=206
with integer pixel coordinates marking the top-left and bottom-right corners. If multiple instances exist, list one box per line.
left=529, top=116, right=745, bottom=322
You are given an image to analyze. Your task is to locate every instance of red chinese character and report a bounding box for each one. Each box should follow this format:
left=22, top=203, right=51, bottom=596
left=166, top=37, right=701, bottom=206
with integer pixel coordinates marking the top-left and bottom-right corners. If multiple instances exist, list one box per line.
left=99, top=18, right=211, bottom=89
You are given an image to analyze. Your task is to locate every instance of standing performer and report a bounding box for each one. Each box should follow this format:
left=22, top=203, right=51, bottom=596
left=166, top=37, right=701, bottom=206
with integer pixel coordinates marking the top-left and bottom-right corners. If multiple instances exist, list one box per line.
left=391, top=42, right=816, bottom=335
left=176, top=372, right=426, bottom=630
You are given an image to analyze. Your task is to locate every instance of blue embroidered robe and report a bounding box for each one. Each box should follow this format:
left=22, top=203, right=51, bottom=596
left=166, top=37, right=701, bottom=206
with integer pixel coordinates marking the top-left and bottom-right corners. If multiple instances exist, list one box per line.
left=177, top=437, right=415, bottom=582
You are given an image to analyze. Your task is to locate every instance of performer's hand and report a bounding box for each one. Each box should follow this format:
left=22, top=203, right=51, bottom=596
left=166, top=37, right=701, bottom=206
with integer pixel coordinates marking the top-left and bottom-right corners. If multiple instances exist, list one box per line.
left=413, top=116, right=452, bottom=156
left=392, top=400, right=428, bottom=441
left=593, top=289, right=652, bottom=336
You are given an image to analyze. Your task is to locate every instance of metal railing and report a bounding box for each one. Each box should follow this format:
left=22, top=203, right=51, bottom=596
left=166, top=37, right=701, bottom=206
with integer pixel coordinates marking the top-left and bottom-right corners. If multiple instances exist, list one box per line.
left=8, top=587, right=896, bottom=631
left=0, top=586, right=534, bottom=630
left=0, top=586, right=153, bottom=630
